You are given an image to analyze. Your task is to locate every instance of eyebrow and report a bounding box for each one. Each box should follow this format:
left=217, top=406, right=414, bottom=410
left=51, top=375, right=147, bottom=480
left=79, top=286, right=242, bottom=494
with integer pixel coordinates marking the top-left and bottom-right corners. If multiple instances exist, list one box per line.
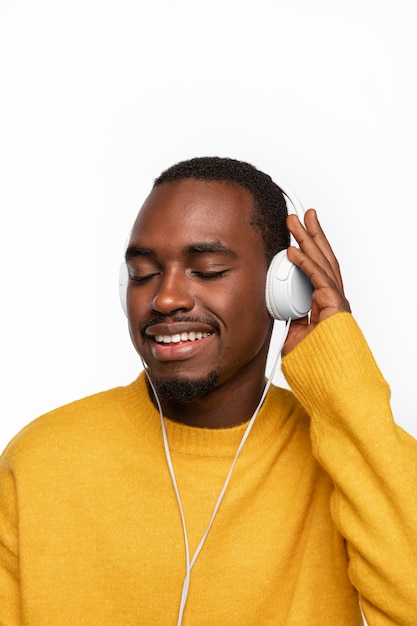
left=125, top=241, right=238, bottom=261
left=125, top=245, right=152, bottom=261
left=184, top=242, right=238, bottom=257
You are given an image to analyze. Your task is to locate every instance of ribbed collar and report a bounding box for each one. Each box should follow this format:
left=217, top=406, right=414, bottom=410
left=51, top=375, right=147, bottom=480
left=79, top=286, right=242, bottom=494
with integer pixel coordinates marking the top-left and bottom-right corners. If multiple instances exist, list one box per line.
left=121, top=372, right=292, bottom=458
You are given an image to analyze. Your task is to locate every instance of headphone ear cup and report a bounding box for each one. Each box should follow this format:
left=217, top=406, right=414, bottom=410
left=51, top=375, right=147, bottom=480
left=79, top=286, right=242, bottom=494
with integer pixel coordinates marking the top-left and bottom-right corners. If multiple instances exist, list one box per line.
left=265, top=249, right=313, bottom=321
left=119, top=262, right=128, bottom=317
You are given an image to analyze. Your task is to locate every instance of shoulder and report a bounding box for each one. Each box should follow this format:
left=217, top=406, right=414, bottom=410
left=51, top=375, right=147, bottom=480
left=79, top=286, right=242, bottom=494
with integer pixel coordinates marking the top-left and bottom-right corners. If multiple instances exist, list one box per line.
left=0, top=378, right=143, bottom=467
left=282, top=312, right=387, bottom=390
left=264, top=382, right=312, bottom=438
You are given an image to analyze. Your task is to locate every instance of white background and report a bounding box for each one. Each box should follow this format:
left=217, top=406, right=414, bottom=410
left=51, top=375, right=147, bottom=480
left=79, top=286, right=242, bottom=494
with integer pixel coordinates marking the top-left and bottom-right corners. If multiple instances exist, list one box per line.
left=1, top=0, right=416, bottom=453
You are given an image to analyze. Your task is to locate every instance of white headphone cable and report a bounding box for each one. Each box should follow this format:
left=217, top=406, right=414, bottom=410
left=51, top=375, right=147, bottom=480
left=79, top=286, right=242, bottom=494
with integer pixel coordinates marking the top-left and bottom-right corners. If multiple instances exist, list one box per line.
left=141, top=317, right=291, bottom=625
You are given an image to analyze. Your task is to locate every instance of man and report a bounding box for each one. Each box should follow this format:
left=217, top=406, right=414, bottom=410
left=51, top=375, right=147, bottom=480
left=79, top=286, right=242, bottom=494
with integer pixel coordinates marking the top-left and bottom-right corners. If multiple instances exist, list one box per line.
left=1, top=156, right=416, bottom=625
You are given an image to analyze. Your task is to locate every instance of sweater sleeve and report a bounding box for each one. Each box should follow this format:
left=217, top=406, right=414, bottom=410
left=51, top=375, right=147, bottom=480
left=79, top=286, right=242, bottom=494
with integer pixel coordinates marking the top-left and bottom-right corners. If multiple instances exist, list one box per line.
left=0, top=449, right=21, bottom=625
left=282, top=312, right=417, bottom=626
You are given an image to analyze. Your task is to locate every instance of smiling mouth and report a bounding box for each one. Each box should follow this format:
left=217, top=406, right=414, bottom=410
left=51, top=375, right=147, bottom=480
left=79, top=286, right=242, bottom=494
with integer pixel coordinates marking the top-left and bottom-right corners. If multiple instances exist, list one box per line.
left=154, top=331, right=211, bottom=344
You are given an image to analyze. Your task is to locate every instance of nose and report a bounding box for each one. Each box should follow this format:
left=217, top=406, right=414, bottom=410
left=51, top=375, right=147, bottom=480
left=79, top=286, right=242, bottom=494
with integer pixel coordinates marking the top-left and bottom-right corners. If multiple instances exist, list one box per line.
left=151, top=269, right=195, bottom=315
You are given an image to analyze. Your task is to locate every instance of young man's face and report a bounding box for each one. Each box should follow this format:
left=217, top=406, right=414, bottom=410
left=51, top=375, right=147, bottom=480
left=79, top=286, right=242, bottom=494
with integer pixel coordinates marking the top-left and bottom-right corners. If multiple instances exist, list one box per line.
left=125, top=178, right=273, bottom=401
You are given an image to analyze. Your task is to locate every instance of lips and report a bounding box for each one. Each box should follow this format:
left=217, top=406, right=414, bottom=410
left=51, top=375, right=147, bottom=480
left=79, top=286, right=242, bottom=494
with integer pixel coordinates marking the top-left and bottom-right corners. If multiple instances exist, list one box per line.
left=144, top=321, right=217, bottom=362
left=144, top=320, right=216, bottom=340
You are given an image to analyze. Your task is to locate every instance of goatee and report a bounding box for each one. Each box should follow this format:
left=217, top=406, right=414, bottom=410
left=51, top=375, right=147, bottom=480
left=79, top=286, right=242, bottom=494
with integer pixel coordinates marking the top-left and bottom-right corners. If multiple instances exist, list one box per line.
left=150, top=370, right=220, bottom=403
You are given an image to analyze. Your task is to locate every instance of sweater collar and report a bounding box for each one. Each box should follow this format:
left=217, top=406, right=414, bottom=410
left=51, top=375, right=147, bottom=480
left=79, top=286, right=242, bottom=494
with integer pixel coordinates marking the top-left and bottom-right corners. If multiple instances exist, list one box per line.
left=121, top=372, right=293, bottom=458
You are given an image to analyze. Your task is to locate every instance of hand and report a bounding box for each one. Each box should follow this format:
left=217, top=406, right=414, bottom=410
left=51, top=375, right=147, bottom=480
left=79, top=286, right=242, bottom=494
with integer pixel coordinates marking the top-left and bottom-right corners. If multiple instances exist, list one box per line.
left=282, top=208, right=351, bottom=357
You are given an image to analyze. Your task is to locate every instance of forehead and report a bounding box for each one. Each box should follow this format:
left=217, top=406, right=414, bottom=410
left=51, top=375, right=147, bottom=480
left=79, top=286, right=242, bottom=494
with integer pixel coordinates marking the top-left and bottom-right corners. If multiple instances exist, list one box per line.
left=130, top=179, right=261, bottom=249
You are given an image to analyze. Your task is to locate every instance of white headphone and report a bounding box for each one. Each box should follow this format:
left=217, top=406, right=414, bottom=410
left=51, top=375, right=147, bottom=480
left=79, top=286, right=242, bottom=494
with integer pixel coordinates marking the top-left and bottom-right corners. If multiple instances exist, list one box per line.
left=118, top=184, right=313, bottom=321
left=264, top=186, right=313, bottom=320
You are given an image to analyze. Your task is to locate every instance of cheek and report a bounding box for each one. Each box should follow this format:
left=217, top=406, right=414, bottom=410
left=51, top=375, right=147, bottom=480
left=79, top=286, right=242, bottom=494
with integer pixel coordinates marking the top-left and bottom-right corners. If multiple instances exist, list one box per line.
left=234, top=269, right=269, bottom=319
left=219, top=279, right=271, bottom=345
left=126, top=294, right=149, bottom=354
left=127, top=319, right=142, bottom=357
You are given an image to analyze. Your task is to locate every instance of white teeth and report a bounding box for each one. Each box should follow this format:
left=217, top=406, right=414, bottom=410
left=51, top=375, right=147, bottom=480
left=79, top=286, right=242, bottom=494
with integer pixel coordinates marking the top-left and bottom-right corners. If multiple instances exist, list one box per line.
left=155, top=331, right=210, bottom=344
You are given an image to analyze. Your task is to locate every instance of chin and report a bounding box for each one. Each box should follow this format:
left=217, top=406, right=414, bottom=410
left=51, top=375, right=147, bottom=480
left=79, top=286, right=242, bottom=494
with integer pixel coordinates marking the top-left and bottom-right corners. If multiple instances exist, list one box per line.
left=149, top=370, right=220, bottom=403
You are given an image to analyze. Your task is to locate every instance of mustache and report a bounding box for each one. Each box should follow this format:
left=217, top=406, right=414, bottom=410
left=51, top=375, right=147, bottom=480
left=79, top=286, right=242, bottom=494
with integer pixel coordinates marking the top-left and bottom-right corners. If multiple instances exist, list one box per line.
left=140, top=315, right=221, bottom=336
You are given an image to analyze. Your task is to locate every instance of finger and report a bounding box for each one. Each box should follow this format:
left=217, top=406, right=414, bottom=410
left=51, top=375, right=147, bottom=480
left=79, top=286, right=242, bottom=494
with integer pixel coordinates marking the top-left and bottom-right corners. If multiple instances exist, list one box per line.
left=287, top=246, right=351, bottom=318
left=287, top=209, right=345, bottom=292
left=287, top=242, right=342, bottom=296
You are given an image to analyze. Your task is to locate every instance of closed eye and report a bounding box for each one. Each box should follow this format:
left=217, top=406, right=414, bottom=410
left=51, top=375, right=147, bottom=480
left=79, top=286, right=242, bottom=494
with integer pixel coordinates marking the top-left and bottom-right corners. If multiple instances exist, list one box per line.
left=192, top=270, right=228, bottom=280
left=129, top=273, right=159, bottom=283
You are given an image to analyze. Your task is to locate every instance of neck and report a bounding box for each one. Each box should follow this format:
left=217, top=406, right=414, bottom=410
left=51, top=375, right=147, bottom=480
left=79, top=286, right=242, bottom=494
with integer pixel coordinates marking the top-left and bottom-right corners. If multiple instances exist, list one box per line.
left=147, top=360, right=270, bottom=429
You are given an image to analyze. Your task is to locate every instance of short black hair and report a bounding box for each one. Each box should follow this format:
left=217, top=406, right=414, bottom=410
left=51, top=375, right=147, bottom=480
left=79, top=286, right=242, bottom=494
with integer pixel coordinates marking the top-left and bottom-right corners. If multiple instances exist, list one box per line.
left=153, top=156, right=290, bottom=264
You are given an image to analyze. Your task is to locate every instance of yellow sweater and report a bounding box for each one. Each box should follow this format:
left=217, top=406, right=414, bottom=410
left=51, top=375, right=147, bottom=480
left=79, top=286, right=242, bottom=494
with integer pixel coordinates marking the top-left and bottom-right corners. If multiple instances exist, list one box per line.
left=1, top=313, right=417, bottom=625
